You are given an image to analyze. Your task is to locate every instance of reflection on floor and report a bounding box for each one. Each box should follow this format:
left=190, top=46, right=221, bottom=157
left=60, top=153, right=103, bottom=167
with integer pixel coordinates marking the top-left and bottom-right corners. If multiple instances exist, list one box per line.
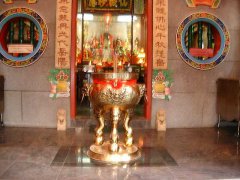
left=52, top=146, right=177, bottom=167
left=76, top=98, right=92, bottom=118
left=0, top=127, right=239, bottom=179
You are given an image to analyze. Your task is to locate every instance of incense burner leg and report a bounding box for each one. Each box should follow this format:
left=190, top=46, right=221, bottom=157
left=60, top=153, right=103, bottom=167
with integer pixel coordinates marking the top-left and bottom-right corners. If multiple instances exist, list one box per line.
left=110, top=107, right=120, bottom=152
left=124, top=109, right=133, bottom=146
left=94, top=109, right=104, bottom=145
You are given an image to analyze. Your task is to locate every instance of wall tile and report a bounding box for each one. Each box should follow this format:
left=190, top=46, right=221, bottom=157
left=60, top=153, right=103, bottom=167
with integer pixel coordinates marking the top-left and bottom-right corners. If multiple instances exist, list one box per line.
left=4, top=91, right=22, bottom=126
left=0, top=57, right=54, bottom=91
left=152, top=93, right=205, bottom=128
left=22, top=92, right=70, bottom=128
left=226, top=30, right=240, bottom=61
left=202, top=93, right=218, bottom=127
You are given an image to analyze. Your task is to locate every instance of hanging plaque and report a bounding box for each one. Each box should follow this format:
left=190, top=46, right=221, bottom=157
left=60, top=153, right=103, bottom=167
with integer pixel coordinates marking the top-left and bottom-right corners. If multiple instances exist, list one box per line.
left=153, top=0, right=168, bottom=69
left=7, top=44, right=33, bottom=54
left=55, top=0, right=72, bottom=69
left=83, top=0, right=132, bottom=12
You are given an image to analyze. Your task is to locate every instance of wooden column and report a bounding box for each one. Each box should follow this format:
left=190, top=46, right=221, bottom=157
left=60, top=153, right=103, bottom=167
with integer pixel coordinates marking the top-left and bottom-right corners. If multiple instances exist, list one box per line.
left=145, top=0, right=153, bottom=120
left=70, top=0, right=77, bottom=120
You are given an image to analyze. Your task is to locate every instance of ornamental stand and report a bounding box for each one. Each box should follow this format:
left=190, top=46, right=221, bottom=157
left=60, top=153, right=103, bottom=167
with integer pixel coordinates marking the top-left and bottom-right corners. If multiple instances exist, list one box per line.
left=87, top=73, right=145, bottom=164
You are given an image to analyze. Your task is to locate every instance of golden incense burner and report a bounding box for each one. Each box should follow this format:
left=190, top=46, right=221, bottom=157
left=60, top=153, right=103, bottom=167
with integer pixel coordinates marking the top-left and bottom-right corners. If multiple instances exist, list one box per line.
left=87, top=73, right=145, bottom=163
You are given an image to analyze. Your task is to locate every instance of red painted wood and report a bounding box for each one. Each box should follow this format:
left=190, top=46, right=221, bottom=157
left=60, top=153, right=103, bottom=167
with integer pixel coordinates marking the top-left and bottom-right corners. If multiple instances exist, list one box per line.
left=70, top=0, right=78, bottom=120
left=212, top=27, right=221, bottom=56
left=145, top=0, right=153, bottom=121
left=195, top=0, right=213, bottom=6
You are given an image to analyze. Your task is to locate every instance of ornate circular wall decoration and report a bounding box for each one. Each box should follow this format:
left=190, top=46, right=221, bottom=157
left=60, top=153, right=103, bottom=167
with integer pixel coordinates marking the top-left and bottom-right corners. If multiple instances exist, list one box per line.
left=176, top=12, right=230, bottom=70
left=0, top=8, right=48, bottom=67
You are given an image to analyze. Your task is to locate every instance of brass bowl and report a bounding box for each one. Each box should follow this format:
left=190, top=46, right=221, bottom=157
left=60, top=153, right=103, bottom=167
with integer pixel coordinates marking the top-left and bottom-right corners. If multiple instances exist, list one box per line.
left=89, top=73, right=141, bottom=110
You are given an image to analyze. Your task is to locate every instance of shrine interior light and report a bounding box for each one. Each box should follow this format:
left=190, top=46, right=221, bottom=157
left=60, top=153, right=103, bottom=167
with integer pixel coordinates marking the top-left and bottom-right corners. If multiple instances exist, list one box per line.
left=117, top=15, right=137, bottom=22
left=77, top=13, right=94, bottom=21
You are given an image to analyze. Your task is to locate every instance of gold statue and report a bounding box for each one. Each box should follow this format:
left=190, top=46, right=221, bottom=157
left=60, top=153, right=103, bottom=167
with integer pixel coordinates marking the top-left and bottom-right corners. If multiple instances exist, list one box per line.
left=88, top=0, right=96, bottom=7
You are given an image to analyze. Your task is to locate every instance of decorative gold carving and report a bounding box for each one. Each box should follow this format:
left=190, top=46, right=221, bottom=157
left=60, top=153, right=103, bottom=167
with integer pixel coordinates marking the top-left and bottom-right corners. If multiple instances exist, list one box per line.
left=92, top=72, right=138, bottom=81
left=124, top=110, right=133, bottom=146
left=137, top=83, right=146, bottom=103
left=110, top=107, right=120, bottom=152
left=90, top=84, right=140, bottom=108
left=94, top=109, right=104, bottom=145
left=83, top=0, right=132, bottom=12
left=87, top=141, right=140, bottom=163
left=80, top=83, right=91, bottom=103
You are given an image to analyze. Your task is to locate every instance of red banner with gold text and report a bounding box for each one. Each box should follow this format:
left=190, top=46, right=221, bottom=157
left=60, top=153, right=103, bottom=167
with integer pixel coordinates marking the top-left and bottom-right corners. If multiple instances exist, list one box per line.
left=153, top=0, right=168, bottom=69
left=55, top=0, right=72, bottom=69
